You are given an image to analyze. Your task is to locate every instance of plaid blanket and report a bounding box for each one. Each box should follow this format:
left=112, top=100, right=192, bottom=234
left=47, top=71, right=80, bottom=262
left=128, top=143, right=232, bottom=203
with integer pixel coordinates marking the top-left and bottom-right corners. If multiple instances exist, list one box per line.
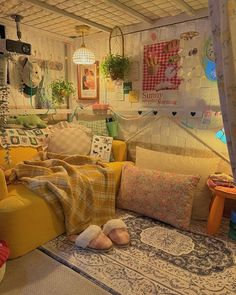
left=10, top=152, right=115, bottom=235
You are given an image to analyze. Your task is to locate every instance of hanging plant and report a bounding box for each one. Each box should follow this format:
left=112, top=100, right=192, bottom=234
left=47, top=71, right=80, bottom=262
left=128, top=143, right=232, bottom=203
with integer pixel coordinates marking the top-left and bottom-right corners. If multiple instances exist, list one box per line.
left=50, top=79, right=76, bottom=106
left=100, top=54, right=130, bottom=81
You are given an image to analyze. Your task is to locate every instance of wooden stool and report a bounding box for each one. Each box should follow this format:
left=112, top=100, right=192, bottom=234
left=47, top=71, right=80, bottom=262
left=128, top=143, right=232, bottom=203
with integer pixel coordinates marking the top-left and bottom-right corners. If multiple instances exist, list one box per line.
left=207, top=185, right=236, bottom=235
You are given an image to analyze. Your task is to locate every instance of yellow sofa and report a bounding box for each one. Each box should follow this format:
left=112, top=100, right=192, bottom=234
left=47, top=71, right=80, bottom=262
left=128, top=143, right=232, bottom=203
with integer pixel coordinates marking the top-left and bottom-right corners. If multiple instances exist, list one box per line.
left=0, top=140, right=131, bottom=258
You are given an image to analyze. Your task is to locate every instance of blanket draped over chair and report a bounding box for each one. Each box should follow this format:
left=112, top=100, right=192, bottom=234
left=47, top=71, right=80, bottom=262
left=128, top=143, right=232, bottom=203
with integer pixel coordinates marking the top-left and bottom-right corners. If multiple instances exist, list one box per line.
left=9, top=152, right=115, bottom=235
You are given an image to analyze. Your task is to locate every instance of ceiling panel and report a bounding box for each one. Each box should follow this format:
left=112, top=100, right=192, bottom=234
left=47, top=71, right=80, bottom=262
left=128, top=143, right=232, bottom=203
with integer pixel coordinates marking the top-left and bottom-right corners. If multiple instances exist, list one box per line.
left=0, top=0, right=209, bottom=38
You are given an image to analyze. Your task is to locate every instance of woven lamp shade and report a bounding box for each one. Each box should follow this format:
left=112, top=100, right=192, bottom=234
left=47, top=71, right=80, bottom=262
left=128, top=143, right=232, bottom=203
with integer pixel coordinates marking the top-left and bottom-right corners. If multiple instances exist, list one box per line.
left=73, top=46, right=95, bottom=65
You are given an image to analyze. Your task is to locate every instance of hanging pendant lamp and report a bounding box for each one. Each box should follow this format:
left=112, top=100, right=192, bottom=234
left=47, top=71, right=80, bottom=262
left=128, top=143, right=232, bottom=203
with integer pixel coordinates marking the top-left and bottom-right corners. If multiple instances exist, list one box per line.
left=73, top=25, right=95, bottom=65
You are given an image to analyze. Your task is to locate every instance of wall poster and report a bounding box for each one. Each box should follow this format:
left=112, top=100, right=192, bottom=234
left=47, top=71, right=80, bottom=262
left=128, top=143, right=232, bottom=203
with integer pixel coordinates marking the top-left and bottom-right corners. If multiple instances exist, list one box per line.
left=142, top=40, right=182, bottom=105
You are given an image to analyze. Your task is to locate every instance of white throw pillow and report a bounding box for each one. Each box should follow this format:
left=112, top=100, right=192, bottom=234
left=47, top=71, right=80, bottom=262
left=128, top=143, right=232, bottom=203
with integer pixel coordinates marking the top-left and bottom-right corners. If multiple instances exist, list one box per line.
left=135, top=146, right=220, bottom=220
left=47, top=127, right=92, bottom=156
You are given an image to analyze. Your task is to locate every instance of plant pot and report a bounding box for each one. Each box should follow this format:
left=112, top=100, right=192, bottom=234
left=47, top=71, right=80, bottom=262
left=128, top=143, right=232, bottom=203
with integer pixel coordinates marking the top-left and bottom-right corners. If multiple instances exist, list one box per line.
left=110, top=71, right=124, bottom=81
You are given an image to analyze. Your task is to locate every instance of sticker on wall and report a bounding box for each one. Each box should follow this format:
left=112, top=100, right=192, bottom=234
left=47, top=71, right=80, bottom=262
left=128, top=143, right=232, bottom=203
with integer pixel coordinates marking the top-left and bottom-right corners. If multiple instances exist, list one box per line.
left=201, top=110, right=212, bottom=125
left=106, top=79, right=124, bottom=101
left=128, top=61, right=139, bottom=81
left=123, top=82, right=132, bottom=94
left=128, top=90, right=139, bottom=103
left=216, top=128, right=226, bottom=144
left=142, top=41, right=182, bottom=104
left=150, top=32, right=157, bottom=42
left=180, top=31, right=199, bottom=41
left=203, top=38, right=217, bottom=81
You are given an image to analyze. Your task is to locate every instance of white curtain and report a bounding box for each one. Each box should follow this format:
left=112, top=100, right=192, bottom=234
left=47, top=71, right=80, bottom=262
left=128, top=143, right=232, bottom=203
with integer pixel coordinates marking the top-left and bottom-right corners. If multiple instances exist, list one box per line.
left=209, top=0, right=236, bottom=181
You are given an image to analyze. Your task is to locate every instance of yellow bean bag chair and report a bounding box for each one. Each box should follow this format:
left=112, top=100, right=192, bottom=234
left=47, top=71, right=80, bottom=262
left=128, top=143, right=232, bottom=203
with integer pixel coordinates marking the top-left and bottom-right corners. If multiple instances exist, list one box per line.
left=0, top=140, right=132, bottom=258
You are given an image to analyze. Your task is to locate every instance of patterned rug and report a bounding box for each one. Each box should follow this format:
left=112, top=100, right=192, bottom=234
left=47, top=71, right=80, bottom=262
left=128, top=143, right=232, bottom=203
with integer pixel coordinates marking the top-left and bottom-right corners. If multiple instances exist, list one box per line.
left=39, top=211, right=236, bottom=295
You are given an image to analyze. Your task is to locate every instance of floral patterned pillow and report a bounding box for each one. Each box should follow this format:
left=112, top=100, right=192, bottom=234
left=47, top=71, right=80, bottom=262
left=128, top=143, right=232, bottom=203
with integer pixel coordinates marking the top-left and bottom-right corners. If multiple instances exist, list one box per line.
left=117, top=164, right=200, bottom=229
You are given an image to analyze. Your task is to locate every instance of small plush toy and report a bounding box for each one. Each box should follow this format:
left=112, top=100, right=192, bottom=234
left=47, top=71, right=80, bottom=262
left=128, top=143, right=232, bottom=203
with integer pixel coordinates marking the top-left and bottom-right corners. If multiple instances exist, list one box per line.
left=7, top=114, right=47, bottom=129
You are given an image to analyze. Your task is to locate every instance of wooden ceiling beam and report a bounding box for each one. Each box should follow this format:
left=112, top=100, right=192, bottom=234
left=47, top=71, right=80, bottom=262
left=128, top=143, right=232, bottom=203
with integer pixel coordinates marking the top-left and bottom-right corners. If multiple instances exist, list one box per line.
left=24, top=0, right=111, bottom=33
left=105, top=0, right=154, bottom=24
left=171, top=0, right=196, bottom=16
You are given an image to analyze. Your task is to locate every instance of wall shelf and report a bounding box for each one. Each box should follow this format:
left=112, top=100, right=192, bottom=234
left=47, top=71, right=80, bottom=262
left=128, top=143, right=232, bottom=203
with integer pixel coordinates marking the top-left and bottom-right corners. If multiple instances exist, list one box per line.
left=8, top=109, right=72, bottom=115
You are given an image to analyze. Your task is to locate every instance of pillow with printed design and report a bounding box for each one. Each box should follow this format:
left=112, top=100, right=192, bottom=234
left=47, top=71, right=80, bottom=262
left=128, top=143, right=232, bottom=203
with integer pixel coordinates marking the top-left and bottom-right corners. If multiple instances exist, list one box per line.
left=135, top=146, right=220, bottom=220
left=117, top=164, right=200, bottom=229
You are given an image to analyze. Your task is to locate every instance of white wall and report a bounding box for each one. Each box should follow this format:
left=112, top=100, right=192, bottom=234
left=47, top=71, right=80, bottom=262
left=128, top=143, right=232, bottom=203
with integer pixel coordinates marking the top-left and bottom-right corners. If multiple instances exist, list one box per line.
left=2, top=22, right=69, bottom=110
left=73, top=18, right=229, bottom=160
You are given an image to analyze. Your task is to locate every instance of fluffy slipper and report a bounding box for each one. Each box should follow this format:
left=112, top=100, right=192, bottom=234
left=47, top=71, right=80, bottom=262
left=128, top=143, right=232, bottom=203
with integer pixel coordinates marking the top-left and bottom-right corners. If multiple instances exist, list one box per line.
left=103, top=219, right=130, bottom=247
left=70, top=225, right=113, bottom=252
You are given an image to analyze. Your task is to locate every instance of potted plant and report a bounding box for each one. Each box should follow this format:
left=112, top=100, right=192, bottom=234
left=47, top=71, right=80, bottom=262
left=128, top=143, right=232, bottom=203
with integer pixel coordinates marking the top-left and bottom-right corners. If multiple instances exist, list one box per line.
left=50, top=79, right=76, bottom=106
left=100, top=54, right=130, bottom=81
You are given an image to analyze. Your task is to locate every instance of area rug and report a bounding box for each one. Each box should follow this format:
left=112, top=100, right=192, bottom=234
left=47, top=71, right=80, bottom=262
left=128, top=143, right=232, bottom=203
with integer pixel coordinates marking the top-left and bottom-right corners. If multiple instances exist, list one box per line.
left=39, top=211, right=236, bottom=295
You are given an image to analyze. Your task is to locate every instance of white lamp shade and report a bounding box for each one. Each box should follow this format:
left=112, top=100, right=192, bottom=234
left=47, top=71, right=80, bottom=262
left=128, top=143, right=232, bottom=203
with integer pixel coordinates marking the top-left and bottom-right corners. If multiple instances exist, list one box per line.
left=73, top=47, right=95, bottom=65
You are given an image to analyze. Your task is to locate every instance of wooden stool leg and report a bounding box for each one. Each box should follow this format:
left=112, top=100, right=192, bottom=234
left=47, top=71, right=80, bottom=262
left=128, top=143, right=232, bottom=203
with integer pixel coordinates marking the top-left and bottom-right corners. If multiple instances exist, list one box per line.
left=207, top=195, right=225, bottom=235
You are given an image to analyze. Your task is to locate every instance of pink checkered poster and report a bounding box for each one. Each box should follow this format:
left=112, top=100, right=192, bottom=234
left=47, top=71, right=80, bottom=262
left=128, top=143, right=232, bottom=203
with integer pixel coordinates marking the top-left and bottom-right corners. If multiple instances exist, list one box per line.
left=142, top=40, right=182, bottom=104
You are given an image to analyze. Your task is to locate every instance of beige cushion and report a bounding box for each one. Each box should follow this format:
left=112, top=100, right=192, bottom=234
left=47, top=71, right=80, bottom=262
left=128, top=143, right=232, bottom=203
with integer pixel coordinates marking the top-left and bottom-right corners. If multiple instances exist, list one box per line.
left=47, top=128, right=92, bottom=156
left=136, top=146, right=220, bottom=220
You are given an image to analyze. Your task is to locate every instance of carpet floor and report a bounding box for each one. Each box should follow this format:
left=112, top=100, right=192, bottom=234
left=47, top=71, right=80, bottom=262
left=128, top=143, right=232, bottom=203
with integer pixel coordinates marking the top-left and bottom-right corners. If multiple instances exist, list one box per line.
left=0, top=249, right=109, bottom=295
left=40, top=211, right=236, bottom=295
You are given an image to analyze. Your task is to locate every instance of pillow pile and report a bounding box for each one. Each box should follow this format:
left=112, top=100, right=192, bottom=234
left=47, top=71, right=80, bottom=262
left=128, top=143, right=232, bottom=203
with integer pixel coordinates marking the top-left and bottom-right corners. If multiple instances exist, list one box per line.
left=135, top=146, right=220, bottom=220
left=117, top=164, right=200, bottom=229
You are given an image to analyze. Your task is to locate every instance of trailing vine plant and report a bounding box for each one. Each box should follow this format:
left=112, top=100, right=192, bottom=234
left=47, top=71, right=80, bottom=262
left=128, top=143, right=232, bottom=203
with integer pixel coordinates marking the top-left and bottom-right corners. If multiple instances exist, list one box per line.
left=0, top=55, right=12, bottom=167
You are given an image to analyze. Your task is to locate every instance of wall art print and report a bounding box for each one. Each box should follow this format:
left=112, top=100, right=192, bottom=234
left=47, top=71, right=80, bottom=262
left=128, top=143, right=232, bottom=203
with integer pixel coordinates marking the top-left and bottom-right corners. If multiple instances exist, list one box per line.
left=142, top=40, right=182, bottom=104
left=78, top=62, right=99, bottom=100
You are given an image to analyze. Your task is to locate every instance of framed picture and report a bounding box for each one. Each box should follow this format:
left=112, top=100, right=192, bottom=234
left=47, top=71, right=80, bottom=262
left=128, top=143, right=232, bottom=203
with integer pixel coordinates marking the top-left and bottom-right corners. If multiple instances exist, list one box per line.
left=77, top=62, right=99, bottom=100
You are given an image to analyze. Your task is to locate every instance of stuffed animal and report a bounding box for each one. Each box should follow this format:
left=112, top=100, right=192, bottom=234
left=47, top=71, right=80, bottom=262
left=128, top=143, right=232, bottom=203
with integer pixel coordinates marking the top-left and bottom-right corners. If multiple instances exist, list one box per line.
left=7, top=114, right=47, bottom=129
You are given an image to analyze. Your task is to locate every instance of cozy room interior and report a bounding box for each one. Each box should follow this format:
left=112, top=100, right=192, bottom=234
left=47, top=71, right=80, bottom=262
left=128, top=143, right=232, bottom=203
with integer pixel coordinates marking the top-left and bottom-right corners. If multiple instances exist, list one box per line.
left=0, top=0, right=236, bottom=294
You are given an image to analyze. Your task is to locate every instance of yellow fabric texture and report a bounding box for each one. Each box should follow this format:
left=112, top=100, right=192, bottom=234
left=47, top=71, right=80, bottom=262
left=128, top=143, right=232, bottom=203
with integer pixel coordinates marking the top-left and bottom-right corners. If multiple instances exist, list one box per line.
left=0, top=140, right=131, bottom=258
left=10, top=153, right=116, bottom=235
left=0, top=147, right=39, bottom=168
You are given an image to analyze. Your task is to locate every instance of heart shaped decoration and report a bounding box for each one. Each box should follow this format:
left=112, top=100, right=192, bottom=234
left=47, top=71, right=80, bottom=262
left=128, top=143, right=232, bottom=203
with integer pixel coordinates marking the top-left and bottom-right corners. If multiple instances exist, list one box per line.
left=153, top=111, right=158, bottom=115
left=172, top=112, right=177, bottom=116
left=191, top=112, right=196, bottom=117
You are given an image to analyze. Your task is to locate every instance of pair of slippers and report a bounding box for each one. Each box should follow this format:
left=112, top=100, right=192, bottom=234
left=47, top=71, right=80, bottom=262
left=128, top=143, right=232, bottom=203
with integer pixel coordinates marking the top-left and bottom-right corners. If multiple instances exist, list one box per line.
left=69, top=219, right=130, bottom=252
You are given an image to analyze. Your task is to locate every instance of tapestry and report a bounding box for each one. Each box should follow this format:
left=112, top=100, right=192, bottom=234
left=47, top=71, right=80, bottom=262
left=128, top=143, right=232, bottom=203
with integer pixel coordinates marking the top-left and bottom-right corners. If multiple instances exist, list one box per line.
left=40, top=211, right=236, bottom=295
left=142, top=40, right=182, bottom=104
left=0, top=128, right=49, bottom=148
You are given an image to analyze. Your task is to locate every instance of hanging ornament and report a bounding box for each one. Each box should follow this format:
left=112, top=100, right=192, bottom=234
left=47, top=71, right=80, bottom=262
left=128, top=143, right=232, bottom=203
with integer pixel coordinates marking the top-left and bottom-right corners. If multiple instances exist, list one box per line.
left=150, top=32, right=157, bottom=42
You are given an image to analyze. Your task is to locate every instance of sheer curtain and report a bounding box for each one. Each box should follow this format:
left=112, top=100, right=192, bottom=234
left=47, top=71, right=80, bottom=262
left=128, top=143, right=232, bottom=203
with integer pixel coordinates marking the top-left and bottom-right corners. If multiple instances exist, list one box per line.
left=209, top=0, right=236, bottom=181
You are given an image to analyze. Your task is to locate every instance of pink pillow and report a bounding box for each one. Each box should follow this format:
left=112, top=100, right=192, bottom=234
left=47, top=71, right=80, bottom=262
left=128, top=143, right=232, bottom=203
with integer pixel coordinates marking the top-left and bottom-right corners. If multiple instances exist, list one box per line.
left=117, top=164, right=200, bottom=229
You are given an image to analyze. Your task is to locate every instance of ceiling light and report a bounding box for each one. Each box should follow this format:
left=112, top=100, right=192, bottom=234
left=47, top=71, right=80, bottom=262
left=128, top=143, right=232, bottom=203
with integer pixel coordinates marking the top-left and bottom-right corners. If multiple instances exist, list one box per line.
left=73, top=25, right=95, bottom=65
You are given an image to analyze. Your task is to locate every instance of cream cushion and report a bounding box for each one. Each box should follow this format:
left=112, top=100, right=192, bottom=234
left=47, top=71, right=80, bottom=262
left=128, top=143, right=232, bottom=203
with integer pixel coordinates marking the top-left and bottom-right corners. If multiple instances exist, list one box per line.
left=136, top=146, right=220, bottom=220
left=47, top=128, right=92, bottom=156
